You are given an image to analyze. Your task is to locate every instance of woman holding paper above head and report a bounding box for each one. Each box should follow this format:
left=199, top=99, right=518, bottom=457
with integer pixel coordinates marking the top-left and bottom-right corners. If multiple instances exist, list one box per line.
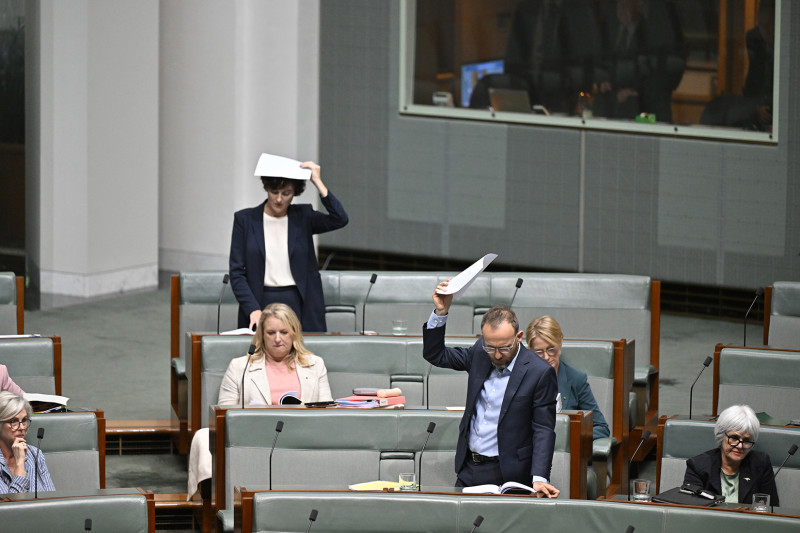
left=229, top=154, right=349, bottom=333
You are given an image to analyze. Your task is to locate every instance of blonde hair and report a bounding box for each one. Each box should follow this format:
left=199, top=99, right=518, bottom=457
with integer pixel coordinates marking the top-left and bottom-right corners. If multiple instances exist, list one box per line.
left=253, top=303, right=312, bottom=369
left=0, top=391, right=32, bottom=422
left=525, top=315, right=564, bottom=349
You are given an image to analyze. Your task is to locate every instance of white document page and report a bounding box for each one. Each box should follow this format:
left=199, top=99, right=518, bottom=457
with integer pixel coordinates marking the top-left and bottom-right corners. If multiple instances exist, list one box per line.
left=435, top=253, right=497, bottom=298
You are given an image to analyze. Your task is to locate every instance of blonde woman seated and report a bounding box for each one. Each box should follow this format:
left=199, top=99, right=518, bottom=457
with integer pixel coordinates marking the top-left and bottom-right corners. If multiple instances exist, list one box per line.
left=525, top=315, right=610, bottom=440
left=187, top=303, right=332, bottom=498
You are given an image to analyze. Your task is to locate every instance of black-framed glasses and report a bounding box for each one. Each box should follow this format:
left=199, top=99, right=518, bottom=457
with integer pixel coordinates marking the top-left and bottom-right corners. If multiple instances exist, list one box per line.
left=726, top=433, right=755, bottom=449
left=533, top=347, right=559, bottom=357
left=3, top=417, right=31, bottom=431
left=483, top=341, right=516, bottom=356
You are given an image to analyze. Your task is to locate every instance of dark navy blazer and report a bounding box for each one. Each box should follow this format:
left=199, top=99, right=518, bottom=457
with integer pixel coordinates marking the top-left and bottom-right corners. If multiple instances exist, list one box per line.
left=684, top=447, right=779, bottom=506
left=422, top=323, right=558, bottom=484
left=228, top=192, right=348, bottom=332
left=557, top=361, right=610, bottom=440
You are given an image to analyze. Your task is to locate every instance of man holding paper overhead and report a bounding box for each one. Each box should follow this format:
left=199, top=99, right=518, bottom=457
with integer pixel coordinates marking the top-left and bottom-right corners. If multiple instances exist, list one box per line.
left=423, top=279, right=560, bottom=496
left=229, top=154, right=348, bottom=332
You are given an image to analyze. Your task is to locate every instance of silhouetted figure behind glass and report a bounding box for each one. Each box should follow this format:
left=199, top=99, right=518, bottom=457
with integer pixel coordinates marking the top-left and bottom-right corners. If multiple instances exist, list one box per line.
left=598, top=0, right=685, bottom=122
left=505, top=0, right=570, bottom=113
left=700, top=0, right=773, bottom=131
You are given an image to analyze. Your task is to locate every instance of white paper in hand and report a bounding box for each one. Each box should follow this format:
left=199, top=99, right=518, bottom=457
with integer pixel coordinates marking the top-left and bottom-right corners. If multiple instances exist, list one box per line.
left=254, top=153, right=311, bottom=180
left=435, top=253, right=497, bottom=298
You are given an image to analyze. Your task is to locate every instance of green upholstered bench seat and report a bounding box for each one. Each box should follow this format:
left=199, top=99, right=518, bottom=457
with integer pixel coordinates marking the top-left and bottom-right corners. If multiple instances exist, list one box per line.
left=0, top=493, right=152, bottom=533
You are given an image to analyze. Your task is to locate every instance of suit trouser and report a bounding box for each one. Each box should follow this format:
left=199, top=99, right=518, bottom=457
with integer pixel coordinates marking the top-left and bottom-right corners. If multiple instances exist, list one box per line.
left=456, top=455, right=503, bottom=487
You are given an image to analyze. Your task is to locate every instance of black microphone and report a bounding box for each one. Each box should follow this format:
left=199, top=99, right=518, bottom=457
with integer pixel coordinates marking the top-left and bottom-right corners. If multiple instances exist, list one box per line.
left=268, top=420, right=284, bottom=490
left=216, top=273, right=230, bottom=334
left=241, top=344, right=256, bottom=408
left=417, top=422, right=436, bottom=491
left=425, top=364, right=433, bottom=410
left=305, top=509, right=318, bottom=533
left=34, top=427, right=44, bottom=498
left=361, top=274, right=377, bottom=334
left=773, top=444, right=798, bottom=481
left=624, top=527, right=634, bottom=533
left=85, top=518, right=92, bottom=532
left=743, top=287, right=764, bottom=346
left=509, top=278, right=523, bottom=308
left=469, top=515, right=484, bottom=533
left=628, top=430, right=651, bottom=501
left=689, top=356, right=712, bottom=420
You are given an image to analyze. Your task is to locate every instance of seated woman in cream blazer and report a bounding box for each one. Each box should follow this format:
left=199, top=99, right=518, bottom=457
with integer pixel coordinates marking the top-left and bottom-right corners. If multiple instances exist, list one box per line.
left=218, top=302, right=332, bottom=406
left=187, top=303, right=332, bottom=498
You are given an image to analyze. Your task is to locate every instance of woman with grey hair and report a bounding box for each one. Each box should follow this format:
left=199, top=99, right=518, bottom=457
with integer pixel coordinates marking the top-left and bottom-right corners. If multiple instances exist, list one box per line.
left=0, top=391, right=55, bottom=493
left=683, top=404, right=778, bottom=505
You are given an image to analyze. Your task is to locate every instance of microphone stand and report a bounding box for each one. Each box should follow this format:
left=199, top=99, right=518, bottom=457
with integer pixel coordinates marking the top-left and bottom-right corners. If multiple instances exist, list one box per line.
left=216, top=273, right=230, bottom=334
left=241, top=344, right=256, bottom=408
left=35, top=427, right=44, bottom=498
left=743, top=287, right=763, bottom=346
left=362, top=274, right=377, bottom=334
left=417, top=422, right=436, bottom=491
left=628, top=430, right=650, bottom=501
left=509, top=278, right=523, bottom=308
left=469, top=515, right=484, bottom=533
left=305, top=509, right=318, bottom=533
left=425, top=364, right=433, bottom=410
left=689, top=356, right=712, bottom=420
left=269, top=421, right=284, bottom=490
left=773, top=444, right=798, bottom=481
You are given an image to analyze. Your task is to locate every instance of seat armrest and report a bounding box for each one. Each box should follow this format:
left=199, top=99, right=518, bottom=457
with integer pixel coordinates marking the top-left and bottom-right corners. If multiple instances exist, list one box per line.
left=592, top=437, right=617, bottom=459
left=171, top=357, right=186, bottom=377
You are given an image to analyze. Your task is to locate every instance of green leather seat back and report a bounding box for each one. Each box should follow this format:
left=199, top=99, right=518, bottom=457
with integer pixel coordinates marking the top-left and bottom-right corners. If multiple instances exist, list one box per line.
left=197, top=335, right=253, bottom=426
left=718, top=347, right=800, bottom=423
left=0, top=494, right=150, bottom=533
left=0, top=272, right=18, bottom=334
left=0, top=337, right=56, bottom=394
left=29, top=412, right=101, bottom=491
left=769, top=282, right=800, bottom=349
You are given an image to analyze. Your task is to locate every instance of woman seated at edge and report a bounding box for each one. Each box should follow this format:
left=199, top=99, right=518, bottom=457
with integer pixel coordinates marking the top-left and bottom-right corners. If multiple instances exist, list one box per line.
left=218, top=302, right=332, bottom=406
left=0, top=391, right=55, bottom=494
left=0, top=364, right=24, bottom=395
left=187, top=303, right=332, bottom=498
left=683, top=404, right=779, bottom=505
left=525, top=315, right=610, bottom=440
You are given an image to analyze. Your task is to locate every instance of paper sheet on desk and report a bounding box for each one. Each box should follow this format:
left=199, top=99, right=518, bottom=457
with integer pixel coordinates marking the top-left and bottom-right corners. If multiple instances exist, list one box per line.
left=435, top=253, right=497, bottom=298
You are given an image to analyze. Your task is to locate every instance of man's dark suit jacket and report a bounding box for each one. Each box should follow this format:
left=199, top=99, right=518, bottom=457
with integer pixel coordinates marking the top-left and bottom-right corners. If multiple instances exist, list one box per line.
left=229, top=193, right=348, bottom=332
left=422, top=323, right=558, bottom=484
left=683, top=448, right=779, bottom=506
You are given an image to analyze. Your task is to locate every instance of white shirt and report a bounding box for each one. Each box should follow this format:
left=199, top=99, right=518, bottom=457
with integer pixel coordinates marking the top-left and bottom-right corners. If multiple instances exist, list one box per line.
left=262, top=213, right=296, bottom=287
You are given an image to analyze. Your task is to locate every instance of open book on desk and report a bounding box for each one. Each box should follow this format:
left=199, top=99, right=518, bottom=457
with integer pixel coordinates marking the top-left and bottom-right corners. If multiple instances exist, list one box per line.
left=24, top=393, right=69, bottom=413
left=462, top=481, right=539, bottom=495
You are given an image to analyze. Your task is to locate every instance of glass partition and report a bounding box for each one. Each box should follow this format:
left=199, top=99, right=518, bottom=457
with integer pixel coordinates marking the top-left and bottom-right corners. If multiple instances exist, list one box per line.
left=399, top=0, right=779, bottom=144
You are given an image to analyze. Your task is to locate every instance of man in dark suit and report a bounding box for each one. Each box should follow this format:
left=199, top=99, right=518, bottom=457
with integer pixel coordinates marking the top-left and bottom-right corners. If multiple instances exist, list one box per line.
left=422, top=280, right=560, bottom=496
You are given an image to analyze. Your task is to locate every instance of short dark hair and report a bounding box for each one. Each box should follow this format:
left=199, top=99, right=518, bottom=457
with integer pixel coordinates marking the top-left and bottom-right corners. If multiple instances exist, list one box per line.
left=260, top=176, right=306, bottom=196
left=480, top=306, right=519, bottom=333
